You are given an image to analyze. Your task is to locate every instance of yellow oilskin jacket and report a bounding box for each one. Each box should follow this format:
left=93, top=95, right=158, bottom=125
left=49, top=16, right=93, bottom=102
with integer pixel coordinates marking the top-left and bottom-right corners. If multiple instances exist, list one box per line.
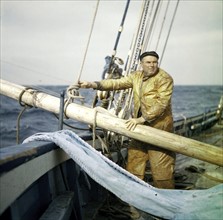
left=97, top=68, right=174, bottom=132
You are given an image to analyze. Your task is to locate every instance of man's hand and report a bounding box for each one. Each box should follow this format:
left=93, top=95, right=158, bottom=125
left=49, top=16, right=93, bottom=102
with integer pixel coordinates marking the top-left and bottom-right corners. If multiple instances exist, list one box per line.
left=78, top=81, right=97, bottom=89
left=125, top=117, right=145, bottom=131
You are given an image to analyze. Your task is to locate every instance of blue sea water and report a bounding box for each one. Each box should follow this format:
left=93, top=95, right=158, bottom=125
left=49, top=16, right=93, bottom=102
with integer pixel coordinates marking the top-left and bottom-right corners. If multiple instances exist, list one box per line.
left=0, top=85, right=222, bottom=148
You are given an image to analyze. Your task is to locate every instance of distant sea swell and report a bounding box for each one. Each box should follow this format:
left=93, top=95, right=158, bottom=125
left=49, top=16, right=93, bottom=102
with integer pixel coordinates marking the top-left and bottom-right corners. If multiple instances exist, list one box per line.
left=0, top=85, right=222, bottom=148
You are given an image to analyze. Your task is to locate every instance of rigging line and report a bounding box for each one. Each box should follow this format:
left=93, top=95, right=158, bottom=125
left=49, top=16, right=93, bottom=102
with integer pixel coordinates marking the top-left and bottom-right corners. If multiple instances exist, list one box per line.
left=115, top=0, right=150, bottom=119
left=131, top=0, right=149, bottom=70
left=155, top=0, right=170, bottom=51
left=90, top=0, right=131, bottom=110
left=114, top=34, right=135, bottom=114
left=147, top=0, right=163, bottom=50
left=113, top=1, right=149, bottom=117
left=130, top=0, right=150, bottom=71
left=103, top=0, right=131, bottom=112
left=145, top=0, right=163, bottom=50
left=123, top=34, right=135, bottom=74
left=140, top=0, right=156, bottom=52
left=114, top=34, right=135, bottom=116
left=112, top=1, right=151, bottom=121
left=16, top=106, right=30, bottom=144
left=122, top=0, right=161, bottom=119
left=26, top=85, right=61, bottom=98
left=125, top=0, right=147, bottom=73
left=131, top=0, right=151, bottom=71
left=76, top=0, right=100, bottom=83
left=142, top=0, right=161, bottom=53
left=159, top=0, right=180, bottom=65
left=1, top=59, right=70, bottom=84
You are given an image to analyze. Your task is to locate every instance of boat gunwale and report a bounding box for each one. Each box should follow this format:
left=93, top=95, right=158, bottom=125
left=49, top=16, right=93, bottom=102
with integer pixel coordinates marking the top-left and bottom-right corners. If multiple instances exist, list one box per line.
left=0, top=133, right=94, bottom=174
left=0, top=144, right=71, bottom=215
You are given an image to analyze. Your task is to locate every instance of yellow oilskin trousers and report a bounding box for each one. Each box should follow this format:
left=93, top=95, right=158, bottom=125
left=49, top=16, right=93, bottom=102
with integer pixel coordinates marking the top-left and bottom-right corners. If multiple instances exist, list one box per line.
left=126, top=144, right=175, bottom=189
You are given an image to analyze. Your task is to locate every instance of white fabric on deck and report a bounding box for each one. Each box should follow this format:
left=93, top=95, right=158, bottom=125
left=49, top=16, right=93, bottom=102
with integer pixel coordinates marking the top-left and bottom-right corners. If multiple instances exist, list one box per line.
left=24, top=130, right=223, bottom=220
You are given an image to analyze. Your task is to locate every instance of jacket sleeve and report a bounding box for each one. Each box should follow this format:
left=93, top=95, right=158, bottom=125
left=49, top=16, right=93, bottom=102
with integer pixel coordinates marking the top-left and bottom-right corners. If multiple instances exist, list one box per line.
left=97, top=75, right=133, bottom=91
left=140, top=76, right=173, bottom=121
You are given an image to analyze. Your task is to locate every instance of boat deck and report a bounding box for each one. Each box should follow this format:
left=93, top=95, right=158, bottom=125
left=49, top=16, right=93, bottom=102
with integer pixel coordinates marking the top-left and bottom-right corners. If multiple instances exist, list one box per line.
left=82, top=122, right=223, bottom=220
left=175, top=122, right=223, bottom=190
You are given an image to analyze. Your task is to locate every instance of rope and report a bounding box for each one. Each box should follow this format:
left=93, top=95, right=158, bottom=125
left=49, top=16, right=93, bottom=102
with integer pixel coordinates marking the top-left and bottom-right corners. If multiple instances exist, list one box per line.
left=103, top=0, right=130, bottom=107
left=91, top=0, right=131, bottom=112
left=155, top=0, right=170, bottom=51
left=76, top=0, right=100, bottom=83
left=28, top=85, right=61, bottom=98
left=93, top=108, right=98, bottom=148
left=91, top=107, right=118, bottom=154
left=66, top=0, right=100, bottom=108
left=143, top=0, right=162, bottom=52
left=127, top=1, right=147, bottom=72
left=141, top=0, right=157, bottom=52
left=112, top=0, right=151, bottom=122
left=130, top=0, right=150, bottom=71
left=106, top=0, right=151, bottom=122
left=16, top=86, right=63, bottom=144
left=18, top=87, right=34, bottom=107
left=66, top=84, right=84, bottom=101
left=17, top=88, right=34, bottom=144
left=16, top=106, right=29, bottom=144
left=107, top=0, right=151, bottom=123
left=65, top=85, right=85, bottom=119
left=147, top=0, right=163, bottom=50
left=159, top=0, right=180, bottom=65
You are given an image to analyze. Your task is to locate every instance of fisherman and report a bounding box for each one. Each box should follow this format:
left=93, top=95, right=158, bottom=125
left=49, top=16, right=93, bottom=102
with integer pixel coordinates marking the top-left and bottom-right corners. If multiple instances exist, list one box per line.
left=79, top=51, right=175, bottom=189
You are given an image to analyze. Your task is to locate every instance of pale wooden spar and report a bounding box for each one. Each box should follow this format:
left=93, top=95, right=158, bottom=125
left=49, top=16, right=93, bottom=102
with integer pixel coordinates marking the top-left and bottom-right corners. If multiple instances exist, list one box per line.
left=1, top=79, right=222, bottom=166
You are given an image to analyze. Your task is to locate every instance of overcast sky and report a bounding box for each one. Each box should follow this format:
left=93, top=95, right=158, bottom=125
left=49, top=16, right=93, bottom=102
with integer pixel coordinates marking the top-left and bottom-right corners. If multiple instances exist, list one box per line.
left=1, top=0, right=222, bottom=85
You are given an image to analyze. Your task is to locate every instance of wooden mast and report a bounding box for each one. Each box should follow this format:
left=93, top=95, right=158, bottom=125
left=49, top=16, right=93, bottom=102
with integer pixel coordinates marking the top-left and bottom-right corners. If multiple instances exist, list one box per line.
left=1, top=79, right=222, bottom=166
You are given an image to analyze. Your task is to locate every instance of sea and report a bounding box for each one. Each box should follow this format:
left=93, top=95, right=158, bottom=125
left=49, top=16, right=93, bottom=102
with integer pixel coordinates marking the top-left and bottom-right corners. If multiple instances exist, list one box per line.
left=0, top=85, right=222, bottom=148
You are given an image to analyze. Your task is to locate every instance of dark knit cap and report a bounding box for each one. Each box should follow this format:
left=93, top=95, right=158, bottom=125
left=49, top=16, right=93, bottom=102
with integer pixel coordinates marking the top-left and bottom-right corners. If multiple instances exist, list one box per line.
left=139, top=51, right=159, bottom=61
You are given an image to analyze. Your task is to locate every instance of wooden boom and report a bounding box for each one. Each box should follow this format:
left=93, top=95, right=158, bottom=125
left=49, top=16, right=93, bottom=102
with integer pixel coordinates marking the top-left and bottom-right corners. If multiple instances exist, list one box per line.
left=1, top=79, right=222, bottom=166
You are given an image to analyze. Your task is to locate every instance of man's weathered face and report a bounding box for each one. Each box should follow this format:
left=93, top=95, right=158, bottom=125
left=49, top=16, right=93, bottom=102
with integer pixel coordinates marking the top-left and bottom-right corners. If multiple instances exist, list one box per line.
left=140, top=56, right=158, bottom=77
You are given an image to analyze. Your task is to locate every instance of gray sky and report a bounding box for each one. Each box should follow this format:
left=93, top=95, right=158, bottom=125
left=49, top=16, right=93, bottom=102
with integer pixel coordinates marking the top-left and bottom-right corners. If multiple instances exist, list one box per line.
left=1, top=0, right=222, bottom=85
